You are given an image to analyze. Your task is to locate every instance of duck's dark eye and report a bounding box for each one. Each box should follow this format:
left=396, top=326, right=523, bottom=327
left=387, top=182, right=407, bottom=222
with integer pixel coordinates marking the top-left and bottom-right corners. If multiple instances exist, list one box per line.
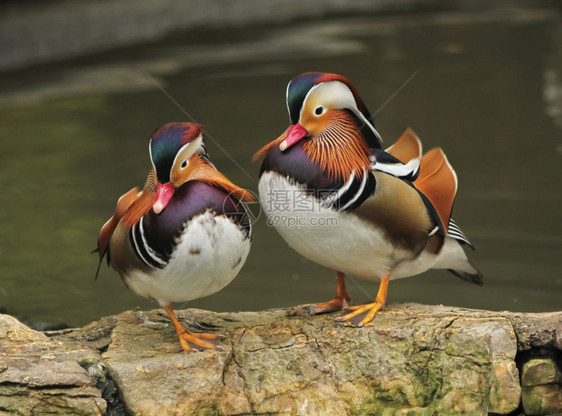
left=314, top=106, right=324, bottom=116
left=181, top=160, right=188, bottom=168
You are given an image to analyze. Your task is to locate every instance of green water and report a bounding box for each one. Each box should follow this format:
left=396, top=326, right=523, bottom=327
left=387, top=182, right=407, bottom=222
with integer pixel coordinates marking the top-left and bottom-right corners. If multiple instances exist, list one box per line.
left=1, top=10, right=561, bottom=327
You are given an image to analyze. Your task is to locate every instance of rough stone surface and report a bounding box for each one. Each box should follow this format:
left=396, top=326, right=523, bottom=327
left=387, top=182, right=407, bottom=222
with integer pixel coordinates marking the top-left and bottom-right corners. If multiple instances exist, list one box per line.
left=1, top=304, right=561, bottom=415
left=522, top=385, right=562, bottom=415
left=0, top=314, right=106, bottom=416
left=521, top=358, right=562, bottom=415
left=522, top=358, right=562, bottom=387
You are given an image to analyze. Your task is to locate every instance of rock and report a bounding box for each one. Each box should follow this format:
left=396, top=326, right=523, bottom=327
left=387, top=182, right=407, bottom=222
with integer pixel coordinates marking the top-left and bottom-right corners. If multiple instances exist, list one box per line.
left=1, top=304, right=561, bottom=415
left=522, top=358, right=562, bottom=387
left=0, top=314, right=106, bottom=415
left=521, top=358, right=562, bottom=415
left=505, top=311, right=562, bottom=351
left=522, top=385, right=562, bottom=416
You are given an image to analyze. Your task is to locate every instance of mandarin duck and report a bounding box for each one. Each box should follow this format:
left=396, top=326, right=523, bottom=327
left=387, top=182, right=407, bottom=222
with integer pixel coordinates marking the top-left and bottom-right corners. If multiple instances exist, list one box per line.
left=254, top=72, right=483, bottom=327
left=96, top=122, right=254, bottom=351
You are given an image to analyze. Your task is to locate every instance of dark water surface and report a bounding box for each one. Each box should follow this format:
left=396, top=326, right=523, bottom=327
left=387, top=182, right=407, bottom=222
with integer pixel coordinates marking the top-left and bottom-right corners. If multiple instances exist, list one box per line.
left=1, top=9, right=561, bottom=327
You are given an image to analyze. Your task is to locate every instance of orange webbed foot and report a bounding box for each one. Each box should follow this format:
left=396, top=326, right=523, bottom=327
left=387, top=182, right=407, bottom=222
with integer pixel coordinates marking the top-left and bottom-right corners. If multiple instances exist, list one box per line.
left=299, top=294, right=351, bottom=315
left=336, top=301, right=384, bottom=327
left=336, top=274, right=390, bottom=327
left=299, top=271, right=351, bottom=315
left=163, top=305, right=224, bottom=352
left=176, top=329, right=224, bottom=352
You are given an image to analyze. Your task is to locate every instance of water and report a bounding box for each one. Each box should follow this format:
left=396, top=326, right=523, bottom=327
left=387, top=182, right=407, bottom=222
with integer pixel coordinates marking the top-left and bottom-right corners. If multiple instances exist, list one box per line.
left=1, top=9, right=561, bottom=327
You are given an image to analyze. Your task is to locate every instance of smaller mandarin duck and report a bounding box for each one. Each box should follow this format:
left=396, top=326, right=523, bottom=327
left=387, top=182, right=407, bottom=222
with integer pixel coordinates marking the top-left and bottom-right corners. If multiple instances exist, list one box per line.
left=96, top=122, right=254, bottom=351
left=255, top=72, right=482, bottom=327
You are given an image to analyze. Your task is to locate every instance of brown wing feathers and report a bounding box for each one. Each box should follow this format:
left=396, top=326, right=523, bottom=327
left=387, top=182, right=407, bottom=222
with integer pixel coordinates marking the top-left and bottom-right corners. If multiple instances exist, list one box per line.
left=385, top=128, right=422, bottom=164
left=121, top=170, right=158, bottom=229
left=413, top=149, right=457, bottom=234
left=95, top=187, right=139, bottom=279
left=388, top=128, right=458, bottom=234
left=96, top=188, right=139, bottom=258
left=95, top=170, right=156, bottom=278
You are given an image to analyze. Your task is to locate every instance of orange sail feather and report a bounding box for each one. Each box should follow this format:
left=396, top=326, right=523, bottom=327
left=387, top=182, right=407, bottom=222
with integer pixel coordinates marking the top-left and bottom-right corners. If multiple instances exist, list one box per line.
left=413, top=148, right=458, bottom=233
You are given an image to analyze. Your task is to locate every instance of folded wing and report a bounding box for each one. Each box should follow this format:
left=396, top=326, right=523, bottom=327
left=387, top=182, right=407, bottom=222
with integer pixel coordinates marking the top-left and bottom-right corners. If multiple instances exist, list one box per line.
left=95, top=187, right=139, bottom=278
left=414, top=147, right=457, bottom=234
left=381, top=128, right=470, bottom=244
left=371, top=128, right=422, bottom=181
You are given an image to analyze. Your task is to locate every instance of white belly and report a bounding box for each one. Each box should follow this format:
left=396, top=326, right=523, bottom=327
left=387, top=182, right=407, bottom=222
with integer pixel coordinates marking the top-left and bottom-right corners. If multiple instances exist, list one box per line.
left=392, top=235, right=477, bottom=278
left=259, top=172, right=410, bottom=281
left=124, top=212, right=250, bottom=306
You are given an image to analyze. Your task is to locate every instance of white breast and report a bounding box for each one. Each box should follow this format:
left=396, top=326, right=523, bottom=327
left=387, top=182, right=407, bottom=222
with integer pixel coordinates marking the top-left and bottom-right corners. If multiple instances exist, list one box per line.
left=124, top=212, right=250, bottom=306
left=258, top=172, right=408, bottom=281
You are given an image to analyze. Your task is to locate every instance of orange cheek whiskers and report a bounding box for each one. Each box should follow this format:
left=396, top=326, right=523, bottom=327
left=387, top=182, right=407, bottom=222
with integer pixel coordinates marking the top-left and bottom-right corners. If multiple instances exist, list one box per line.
left=304, top=115, right=371, bottom=181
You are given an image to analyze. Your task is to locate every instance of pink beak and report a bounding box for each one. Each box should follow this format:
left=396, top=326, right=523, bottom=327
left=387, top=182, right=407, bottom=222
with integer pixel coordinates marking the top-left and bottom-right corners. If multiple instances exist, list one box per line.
left=153, top=182, right=175, bottom=214
left=279, top=123, right=308, bottom=151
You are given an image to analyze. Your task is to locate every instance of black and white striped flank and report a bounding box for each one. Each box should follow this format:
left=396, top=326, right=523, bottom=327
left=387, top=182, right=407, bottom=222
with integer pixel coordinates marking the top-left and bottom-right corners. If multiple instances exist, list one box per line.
left=447, top=218, right=473, bottom=248
left=129, top=217, right=168, bottom=269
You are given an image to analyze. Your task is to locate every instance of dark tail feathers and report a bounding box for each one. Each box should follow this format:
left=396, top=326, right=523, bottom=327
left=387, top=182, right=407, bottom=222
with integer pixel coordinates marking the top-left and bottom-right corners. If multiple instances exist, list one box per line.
left=447, top=268, right=484, bottom=286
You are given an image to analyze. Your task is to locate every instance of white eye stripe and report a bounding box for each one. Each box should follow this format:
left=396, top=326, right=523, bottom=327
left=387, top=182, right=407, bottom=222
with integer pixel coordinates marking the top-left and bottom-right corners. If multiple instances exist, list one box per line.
left=286, top=80, right=292, bottom=122
left=302, top=81, right=383, bottom=146
left=169, top=133, right=203, bottom=179
left=149, top=139, right=157, bottom=179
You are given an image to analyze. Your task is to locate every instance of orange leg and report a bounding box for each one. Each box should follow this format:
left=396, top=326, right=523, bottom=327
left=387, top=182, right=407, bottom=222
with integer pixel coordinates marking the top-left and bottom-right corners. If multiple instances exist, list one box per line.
left=299, top=272, right=351, bottom=315
left=163, top=305, right=223, bottom=352
left=336, top=273, right=390, bottom=327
